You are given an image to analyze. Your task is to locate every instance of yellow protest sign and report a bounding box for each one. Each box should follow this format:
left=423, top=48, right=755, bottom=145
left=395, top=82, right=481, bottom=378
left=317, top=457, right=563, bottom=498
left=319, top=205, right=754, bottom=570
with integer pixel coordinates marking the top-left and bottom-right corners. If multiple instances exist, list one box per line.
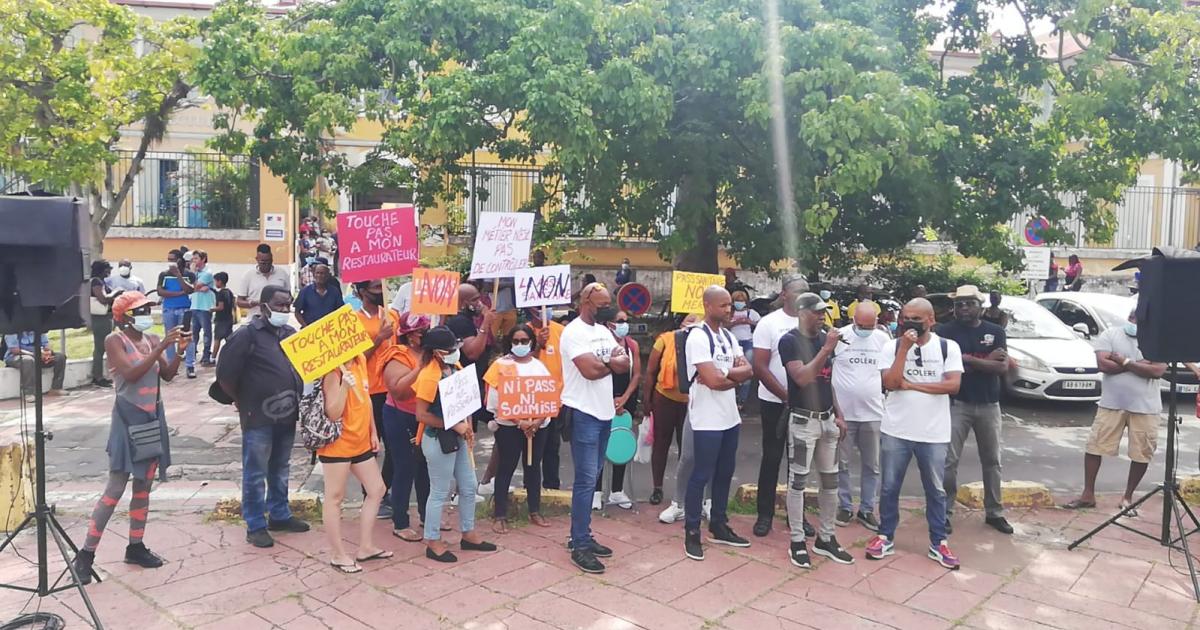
left=670, top=271, right=725, bottom=313
left=280, top=304, right=375, bottom=382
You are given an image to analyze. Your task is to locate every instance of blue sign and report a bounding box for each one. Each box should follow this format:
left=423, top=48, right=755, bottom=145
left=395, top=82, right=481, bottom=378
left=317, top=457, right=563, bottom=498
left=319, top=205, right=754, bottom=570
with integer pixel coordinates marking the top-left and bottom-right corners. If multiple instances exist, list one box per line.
left=1025, top=217, right=1050, bottom=246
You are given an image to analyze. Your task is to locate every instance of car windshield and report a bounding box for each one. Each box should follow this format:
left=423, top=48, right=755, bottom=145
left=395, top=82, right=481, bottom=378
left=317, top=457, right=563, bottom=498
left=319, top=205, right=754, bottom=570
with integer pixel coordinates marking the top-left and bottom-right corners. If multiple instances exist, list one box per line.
left=990, top=298, right=1075, bottom=340
left=1081, top=295, right=1135, bottom=330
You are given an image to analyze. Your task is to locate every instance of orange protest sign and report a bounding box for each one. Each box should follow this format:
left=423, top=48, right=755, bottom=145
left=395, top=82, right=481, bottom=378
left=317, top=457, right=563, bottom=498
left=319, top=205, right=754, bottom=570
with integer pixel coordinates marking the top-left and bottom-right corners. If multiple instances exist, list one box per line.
left=495, top=375, right=561, bottom=420
left=411, top=268, right=461, bottom=315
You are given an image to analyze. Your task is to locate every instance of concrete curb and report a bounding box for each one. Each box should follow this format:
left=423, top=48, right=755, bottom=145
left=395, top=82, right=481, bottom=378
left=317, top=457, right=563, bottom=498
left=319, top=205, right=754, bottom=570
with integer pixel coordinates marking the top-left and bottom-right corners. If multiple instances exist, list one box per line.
left=955, top=480, right=1055, bottom=509
left=212, top=492, right=323, bottom=523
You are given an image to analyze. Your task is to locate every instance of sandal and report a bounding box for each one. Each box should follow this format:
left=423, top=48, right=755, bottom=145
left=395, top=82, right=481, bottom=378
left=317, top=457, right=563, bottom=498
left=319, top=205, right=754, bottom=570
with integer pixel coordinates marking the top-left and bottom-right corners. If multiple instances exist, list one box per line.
left=492, top=518, right=509, bottom=534
left=529, top=513, right=551, bottom=528
left=393, top=528, right=422, bottom=542
left=355, top=549, right=394, bottom=562
left=1118, top=502, right=1139, bottom=518
left=330, top=561, right=362, bottom=574
left=1061, top=499, right=1097, bottom=510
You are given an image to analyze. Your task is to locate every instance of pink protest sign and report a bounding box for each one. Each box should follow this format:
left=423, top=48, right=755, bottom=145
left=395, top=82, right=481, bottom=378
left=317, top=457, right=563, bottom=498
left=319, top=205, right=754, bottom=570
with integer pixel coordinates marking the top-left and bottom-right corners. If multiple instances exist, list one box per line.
left=337, top=206, right=419, bottom=283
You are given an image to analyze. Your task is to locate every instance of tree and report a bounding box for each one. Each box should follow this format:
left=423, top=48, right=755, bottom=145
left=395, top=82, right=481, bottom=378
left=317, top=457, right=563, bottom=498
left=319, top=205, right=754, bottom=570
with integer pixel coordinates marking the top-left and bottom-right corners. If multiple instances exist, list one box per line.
left=197, top=0, right=1200, bottom=274
left=0, top=0, right=197, bottom=252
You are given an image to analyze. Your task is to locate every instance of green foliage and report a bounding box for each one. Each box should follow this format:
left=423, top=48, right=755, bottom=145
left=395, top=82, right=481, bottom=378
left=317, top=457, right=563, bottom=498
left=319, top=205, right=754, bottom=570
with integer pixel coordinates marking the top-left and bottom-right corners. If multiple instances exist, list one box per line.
left=868, top=253, right=1027, bottom=301
left=194, top=158, right=254, bottom=229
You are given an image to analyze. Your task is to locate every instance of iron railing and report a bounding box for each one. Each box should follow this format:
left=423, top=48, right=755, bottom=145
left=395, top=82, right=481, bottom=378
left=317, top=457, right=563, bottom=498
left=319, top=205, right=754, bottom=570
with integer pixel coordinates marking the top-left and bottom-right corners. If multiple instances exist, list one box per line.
left=111, top=150, right=260, bottom=229
left=1008, top=186, right=1200, bottom=251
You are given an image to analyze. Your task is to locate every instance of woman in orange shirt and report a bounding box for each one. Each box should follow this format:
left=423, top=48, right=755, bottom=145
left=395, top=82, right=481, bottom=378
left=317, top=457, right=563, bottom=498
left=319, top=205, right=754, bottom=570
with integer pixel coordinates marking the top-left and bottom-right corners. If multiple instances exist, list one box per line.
left=380, top=312, right=430, bottom=542
left=353, top=279, right=399, bottom=519
left=415, top=326, right=497, bottom=562
left=319, top=355, right=390, bottom=573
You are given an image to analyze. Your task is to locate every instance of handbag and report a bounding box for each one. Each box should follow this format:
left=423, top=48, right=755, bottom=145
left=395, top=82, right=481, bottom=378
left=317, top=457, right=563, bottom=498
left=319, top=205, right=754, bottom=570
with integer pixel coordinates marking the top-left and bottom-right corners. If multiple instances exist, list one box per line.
left=127, top=418, right=164, bottom=462
left=435, top=428, right=461, bottom=454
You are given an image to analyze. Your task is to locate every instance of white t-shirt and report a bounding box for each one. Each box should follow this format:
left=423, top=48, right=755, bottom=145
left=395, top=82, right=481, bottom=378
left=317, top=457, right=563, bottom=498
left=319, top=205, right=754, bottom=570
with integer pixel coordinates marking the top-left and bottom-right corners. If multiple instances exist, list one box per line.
left=559, top=318, right=619, bottom=421
left=389, top=282, right=413, bottom=314
left=1094, top=327, right=1162, bottom=415
left=686, top=323, right=741, bottom=431
left=753, top=309, right=799, bottom=403
left=729, top=308, right=761, bottom=342
left=878, top=333, right=963, bottom=443
left=485, top=357, right=553, bottom=428
left=832, top=325, right=890, bottom=422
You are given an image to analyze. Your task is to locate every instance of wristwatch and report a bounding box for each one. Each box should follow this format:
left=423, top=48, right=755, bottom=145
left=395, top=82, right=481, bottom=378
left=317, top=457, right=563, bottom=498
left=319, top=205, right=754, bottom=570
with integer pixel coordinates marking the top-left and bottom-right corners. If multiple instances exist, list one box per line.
left=1122, top=357, right=1132, bottom=367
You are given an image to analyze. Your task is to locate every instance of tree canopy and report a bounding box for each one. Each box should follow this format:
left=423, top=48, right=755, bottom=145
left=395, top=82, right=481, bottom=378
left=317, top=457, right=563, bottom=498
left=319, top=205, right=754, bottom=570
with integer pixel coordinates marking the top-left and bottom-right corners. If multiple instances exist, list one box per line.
left=198, top=0, right=1200, bottom=274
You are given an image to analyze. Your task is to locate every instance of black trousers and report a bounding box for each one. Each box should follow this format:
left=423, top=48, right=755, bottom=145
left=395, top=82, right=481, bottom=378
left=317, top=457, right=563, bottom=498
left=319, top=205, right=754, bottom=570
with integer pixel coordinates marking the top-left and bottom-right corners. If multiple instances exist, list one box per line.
left=492, top=424, right=550, bottom=518
left=756, top=399, right=788, bottom=519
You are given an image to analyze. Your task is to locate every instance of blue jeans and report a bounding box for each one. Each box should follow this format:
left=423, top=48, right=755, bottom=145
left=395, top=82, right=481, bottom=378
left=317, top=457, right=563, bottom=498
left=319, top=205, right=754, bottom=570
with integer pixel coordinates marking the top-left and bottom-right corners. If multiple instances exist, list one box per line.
left=382, top=405, right=429, bottom=530
left=421, top=429, right=476, bottom=541
left=568, top=408, right=610, bottom=547
left=878, top=433, right=948, bottom=547
left=686, top=424, right=740, bottom=531
left=736, top=340, right=753, bottom=405
left=161, top=307, right=188, bottom=363
left=241, top=423, right=296, bottom=532
left=187, top=309, right=212, bottom=367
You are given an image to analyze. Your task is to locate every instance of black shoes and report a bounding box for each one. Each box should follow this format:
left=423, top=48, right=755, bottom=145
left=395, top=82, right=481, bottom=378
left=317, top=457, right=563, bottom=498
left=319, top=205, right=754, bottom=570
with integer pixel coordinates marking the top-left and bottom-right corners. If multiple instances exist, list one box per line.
left=856, top=511, right=880, bottom=532
left=813, top=536, right=855, bottom=565
left=752, top=515, right=772, bottom=537
left=572, top=548, right=605, bottom=574
left=461, top=539, right=498, bottom=552
left=789, top=541, right=811, bottom=568
left=684, top=529, right=705, bottom=561
left=267, top=517, right=311, bottom=533
left=124, top=543, right=165, bottom=568
left=986, top=516, right=1014, bottom=534
left=73, top=549, right=95, bottom=585
left=649, top=488, right=664, bottom=505
left=246, top=529, right=274, bottom=548
left=186, top=367, right=196, bottom=379
left=835, top=508, right=853, bottom=527
left=92, top=378, right=112, bottom=388
left=565, top=539, right=612, bottom=558
left=709, top=523, right=751, bottom=548
left=427, top=546, right=457, bottom=563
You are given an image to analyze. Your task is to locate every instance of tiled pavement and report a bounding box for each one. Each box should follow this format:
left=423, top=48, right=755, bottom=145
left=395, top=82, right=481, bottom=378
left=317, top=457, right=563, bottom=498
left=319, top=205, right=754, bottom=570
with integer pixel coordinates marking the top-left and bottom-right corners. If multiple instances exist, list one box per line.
left=1, top=491, right=1197, bottom=629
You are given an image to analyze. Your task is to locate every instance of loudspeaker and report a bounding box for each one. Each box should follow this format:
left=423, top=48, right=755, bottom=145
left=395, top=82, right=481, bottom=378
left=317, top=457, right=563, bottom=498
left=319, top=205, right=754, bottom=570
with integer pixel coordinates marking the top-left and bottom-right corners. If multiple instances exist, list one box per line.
left=1134, top=252, right=1200, bottom=363
left=0, top=196, right=89, bottom=334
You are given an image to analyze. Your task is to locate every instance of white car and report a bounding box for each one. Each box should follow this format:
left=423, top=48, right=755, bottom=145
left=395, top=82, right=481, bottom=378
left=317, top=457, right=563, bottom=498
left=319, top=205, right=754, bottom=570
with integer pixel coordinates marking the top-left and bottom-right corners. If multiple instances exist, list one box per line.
left=997, top=296, right=1103, bottom=401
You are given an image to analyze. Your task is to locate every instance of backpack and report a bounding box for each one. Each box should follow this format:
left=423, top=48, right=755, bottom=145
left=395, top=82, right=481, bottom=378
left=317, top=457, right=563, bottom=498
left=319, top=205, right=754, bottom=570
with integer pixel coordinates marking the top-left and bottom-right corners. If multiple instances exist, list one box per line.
left=299, top=383, right=342, bottom=452
left=657, top=332, right=679, bottom=392
left=675, top=325, right=734, bottom=395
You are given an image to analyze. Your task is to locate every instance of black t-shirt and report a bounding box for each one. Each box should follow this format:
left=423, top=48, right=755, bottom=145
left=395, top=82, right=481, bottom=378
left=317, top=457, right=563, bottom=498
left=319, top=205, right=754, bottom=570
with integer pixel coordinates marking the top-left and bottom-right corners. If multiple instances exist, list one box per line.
left=214, top=316, right=303, bottom=429
left=778, top=329, right=834, bottom=412
left=445, top=312, right=487, bottom=369
left=214, top=288, right=235, bottom=324
left=934, top=320, right=1007, bottom=403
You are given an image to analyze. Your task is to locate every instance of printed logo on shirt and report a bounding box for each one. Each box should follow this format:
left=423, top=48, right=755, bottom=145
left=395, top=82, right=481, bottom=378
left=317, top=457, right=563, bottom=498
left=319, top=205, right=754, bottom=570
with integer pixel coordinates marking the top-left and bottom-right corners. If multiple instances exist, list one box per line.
left=982, top=334, right=995, bottom=347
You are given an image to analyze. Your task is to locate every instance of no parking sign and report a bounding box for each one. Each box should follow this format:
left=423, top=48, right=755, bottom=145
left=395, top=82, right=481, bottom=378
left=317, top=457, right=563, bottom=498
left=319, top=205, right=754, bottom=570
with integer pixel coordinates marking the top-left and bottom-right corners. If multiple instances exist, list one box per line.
left=616, top=282, right=652, bottom=316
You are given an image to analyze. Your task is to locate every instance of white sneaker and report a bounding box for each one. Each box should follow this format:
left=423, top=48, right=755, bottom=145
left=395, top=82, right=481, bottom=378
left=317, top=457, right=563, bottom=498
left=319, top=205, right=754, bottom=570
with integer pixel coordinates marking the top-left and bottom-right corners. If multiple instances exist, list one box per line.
left=477, top=480, right=495, bottom=496
left=608, top=491, right=633, bottom=509
left=592, top=491, right=603, bottom=511
left=658, top=502, right=684, bottom=524
left=702, top=499, right=712, bottom=521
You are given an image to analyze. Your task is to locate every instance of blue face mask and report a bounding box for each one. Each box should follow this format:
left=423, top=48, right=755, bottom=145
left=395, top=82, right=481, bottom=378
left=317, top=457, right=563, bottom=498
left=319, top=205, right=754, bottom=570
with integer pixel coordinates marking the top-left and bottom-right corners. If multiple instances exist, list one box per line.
left=613, top=322, right=630, bottom=338
left=1124, top=323, right=1137, bottom=337
left=132, top=315, right=154, bottom=331
left=819, top=291, right=831, bottom=300
left=305, top=257, right=316, bottom=265
left=733, top=301, right=746, bottom=310
left=268, top=311, right=290, bottom=328
left=853, top=326, right=873, bottom=338
left=888, top=321, right=898, bottom=333
left=344, top=294, right=363, bottom=311
left=511, top=342, right=532, bottom=358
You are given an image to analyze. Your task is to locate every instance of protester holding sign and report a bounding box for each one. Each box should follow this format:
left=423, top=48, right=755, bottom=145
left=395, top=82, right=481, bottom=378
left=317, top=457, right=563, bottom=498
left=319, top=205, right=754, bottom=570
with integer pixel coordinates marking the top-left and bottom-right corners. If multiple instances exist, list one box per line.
left=318, top=356, right=390, bottom=574
left=482, top=325, right=556, bottom=534
left=379, top=312, right=432, bottom=542
left=414, top=326, right=497, bottom=562
left=353, top=280, right=400, bottom=519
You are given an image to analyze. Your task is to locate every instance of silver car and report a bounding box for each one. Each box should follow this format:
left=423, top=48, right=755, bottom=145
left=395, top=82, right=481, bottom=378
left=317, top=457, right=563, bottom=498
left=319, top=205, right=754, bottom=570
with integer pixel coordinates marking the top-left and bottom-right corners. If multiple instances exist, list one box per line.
left=998, top=296, right=1103, bottom=401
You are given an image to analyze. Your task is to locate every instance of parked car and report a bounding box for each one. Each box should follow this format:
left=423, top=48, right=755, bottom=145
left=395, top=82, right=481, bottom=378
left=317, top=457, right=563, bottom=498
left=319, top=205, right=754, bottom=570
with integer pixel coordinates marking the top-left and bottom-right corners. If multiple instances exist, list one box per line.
left=1035, top=292, right=1197, bottom=394
left=929, top=293, right=1103, bottom=401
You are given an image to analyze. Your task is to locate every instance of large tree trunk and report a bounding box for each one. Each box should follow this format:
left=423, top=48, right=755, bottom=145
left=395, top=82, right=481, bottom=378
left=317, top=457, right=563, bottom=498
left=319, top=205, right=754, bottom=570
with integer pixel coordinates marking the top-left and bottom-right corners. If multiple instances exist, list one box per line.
left=672, top=173, right=719, bottom=273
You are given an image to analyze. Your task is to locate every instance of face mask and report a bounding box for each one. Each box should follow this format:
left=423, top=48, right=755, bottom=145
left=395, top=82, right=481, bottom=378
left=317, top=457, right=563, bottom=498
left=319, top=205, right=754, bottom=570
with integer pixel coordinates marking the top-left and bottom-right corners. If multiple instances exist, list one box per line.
left=900, top=320, right=926, bottom=336
left=118, top=266, right=131, bottom=278
left=440, top=349, right=461, bottom=365
left=733, top=301, right=746, bottom=310
left=305, top=257, right=316, bottom=265
left=854, top=326, right=873, bottom=338
left=613, top=322, right=630, bottom=338
left=132, top=315, right=153, bottom=331
left=1124, top=323, right=1137, bottom=337
left=344, top=294, right=363, bottom=311
left=621, top=263, right=629, bottom=270
left=511, top=343, right=532, bottom=358
left=819, top=291, right=831, bottom=300
left=365, top=292, right=384, bottom=306
left=594, top=306, right=617, bottom=324
left=268, top=311, right=290, bottom=327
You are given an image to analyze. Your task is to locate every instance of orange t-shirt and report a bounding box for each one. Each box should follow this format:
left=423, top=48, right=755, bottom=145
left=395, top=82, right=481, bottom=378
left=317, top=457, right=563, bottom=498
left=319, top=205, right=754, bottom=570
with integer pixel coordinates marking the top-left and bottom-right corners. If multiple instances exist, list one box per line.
left=380, top=344, right=420, bottom=414
left=535, top=320, right=565, bottom=387
left=317, top=356, right=373, bottom=459
left=653, top=332, right=688, bottom=403
left=357, top=307, right=399, bottom=395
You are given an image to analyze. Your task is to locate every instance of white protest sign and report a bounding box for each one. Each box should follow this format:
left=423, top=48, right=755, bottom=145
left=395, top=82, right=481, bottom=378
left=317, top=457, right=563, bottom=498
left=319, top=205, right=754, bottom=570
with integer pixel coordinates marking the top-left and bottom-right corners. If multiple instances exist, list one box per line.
left=1021, top=247, right=1051, bottom=280
left=437, top=367, right=481, bottom=430
left=469, top=212, right=535, bottom=279
left=514, top=264, right=572, bottom=308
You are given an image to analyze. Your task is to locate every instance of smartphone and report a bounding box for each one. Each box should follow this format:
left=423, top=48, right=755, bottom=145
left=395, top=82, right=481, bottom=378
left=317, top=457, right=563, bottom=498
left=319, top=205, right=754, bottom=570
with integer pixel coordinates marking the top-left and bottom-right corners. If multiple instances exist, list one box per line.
left=182, top=310, right=193, bottom=333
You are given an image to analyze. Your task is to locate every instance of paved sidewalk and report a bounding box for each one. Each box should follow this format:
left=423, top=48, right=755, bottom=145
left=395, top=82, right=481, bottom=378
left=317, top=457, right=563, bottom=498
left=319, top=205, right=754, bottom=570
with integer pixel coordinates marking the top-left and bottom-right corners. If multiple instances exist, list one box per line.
left=1, top=490, right=1197, bottom=629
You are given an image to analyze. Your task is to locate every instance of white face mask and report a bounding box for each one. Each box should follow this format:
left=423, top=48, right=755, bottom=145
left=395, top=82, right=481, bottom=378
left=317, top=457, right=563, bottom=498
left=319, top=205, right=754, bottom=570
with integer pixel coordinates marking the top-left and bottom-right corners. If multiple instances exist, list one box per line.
left=511, top=342, right=532, bottom=358
left=440, top=349, right=461, bottom=365
left=118, top=266, right=132, bottom=278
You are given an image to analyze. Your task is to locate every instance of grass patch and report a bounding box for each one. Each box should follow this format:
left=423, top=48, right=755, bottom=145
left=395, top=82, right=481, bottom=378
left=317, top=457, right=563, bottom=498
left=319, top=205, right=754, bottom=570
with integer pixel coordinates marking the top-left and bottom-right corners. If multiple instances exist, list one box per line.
left=45, top=323, right=169, bottom=360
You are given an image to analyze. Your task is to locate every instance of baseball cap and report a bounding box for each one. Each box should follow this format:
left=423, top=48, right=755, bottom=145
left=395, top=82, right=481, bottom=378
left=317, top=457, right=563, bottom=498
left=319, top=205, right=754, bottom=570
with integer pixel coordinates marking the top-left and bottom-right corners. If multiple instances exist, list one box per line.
left=421, top=326, right=460, bottom=351
left=794, top=292, right=830, bottom=312
left=781, top=274, right=809, bottom=292
left=112, top=291, right=154, bottom=319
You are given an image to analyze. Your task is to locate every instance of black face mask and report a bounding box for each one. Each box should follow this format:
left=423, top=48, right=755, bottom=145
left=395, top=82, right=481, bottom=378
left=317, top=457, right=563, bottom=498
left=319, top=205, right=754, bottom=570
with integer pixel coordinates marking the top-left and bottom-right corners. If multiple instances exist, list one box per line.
left=594, top=306, right=617, bottom=324
left=899, top=320, right=927, bottom=336
left=365, top=292, right=384, bottom=306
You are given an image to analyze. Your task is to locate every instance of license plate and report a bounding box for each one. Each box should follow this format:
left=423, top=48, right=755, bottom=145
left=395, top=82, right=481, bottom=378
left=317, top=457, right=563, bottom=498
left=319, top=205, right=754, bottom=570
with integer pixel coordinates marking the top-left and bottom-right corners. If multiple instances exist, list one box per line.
left=1062, top=380, right=1096, bottom=390
left=1178, top=384, right=1199, bottom=394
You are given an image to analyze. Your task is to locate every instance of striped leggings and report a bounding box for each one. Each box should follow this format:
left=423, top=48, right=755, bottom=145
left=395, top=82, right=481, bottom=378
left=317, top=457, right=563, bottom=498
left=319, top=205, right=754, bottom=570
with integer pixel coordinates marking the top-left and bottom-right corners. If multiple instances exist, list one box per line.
left=83, top=462, right=156, bottom=552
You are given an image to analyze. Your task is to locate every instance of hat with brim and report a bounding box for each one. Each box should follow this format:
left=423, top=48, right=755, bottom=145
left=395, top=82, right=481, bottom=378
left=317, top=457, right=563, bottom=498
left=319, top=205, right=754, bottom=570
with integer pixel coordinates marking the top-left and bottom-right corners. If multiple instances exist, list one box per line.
left=794, top=292, right=829, bottom=312
left=112, top=291, right=153, bottom=320
left=949, top=285, right=984, bottom=301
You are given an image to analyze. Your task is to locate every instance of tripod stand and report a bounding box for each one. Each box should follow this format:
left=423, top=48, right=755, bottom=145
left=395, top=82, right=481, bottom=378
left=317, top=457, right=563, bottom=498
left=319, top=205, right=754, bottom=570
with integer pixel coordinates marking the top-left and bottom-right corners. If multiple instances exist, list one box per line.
left=1068, top=364, right=1200, bottom=602
left=0, top=325, right=105, bottom=628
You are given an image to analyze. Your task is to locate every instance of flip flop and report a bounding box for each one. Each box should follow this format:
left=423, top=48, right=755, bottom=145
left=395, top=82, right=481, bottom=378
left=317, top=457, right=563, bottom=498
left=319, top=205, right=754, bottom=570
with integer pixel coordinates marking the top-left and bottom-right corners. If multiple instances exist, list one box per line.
left=355, top=550, right=394, bottom=562
left=1061, top=499, right=1097, bottom=510
left=393, top=529, right=422, bottom=542
left=1118, top=502, right=1139, bottom=518
left=330, top=561, right=362, bottom=574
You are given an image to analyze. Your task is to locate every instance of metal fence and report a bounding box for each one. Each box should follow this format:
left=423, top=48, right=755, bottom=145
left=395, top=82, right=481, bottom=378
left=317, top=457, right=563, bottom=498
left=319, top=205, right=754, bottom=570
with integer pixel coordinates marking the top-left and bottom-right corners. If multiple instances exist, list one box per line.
left=111, top=151, right=260, bottom=229
left=1008, top=186, right=1200, bottom=250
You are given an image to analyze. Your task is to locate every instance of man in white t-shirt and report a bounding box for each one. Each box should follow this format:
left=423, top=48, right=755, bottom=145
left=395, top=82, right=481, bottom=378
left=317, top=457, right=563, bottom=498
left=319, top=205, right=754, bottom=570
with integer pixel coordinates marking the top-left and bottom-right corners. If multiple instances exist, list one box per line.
left=832, top=301, right=889, bottom=532
left=866, top=298, right=964, bottom=571
left=751, top=274, right=809, bottom=537
left=684, top=286, right=754, bottom=562
left=559, top=283, right=630, bottom=574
